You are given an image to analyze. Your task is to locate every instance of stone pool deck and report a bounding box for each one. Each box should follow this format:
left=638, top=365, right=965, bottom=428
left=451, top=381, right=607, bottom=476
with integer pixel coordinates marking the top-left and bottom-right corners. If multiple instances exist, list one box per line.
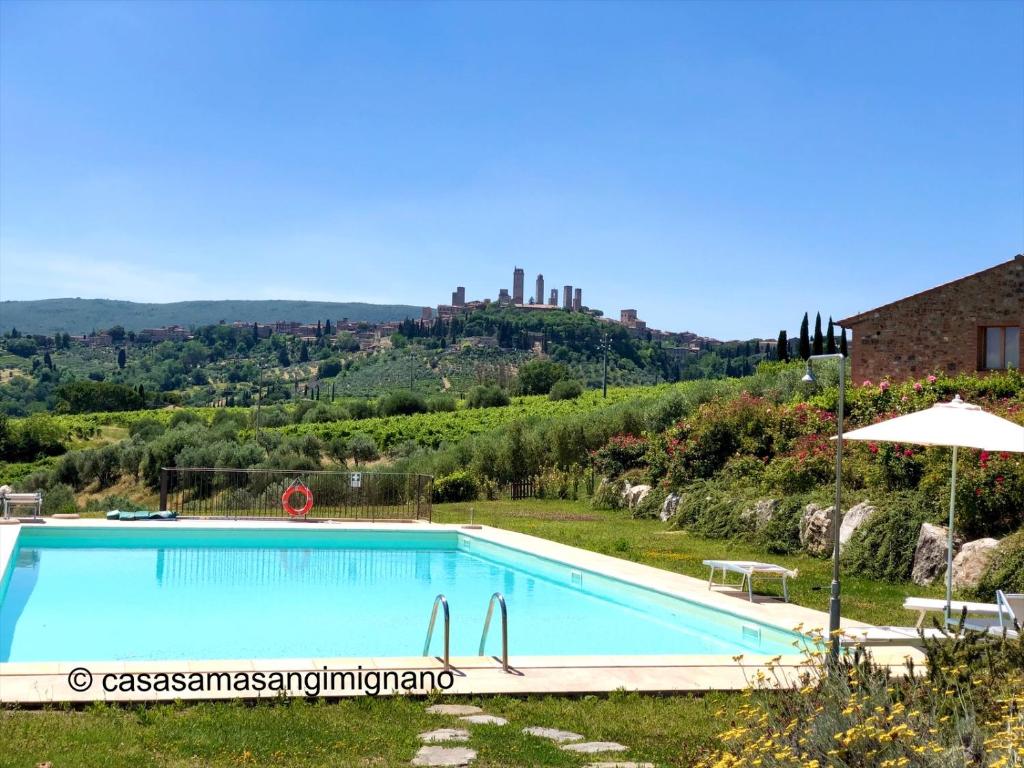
left=0, top=517, right=923, bottom=704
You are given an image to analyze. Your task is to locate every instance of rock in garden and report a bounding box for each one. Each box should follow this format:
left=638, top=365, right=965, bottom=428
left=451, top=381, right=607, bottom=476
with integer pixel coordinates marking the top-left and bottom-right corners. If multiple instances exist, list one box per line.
left=624, top=484, right=652, bottom=509
left=411, top=746, right=477, bottom=766
left=911, top=523, right=964, bottom=586
left=522, top=726, right=584, bottom=743
left=799, top=503, right=834, bottom=556
left=741, top=499, right=778, bottom=530
left=839, top=501, right=876, bottom=551
left=419, top=728, right=470, bottom=743
left=562, top=742, right=629, bottom=754
left=951, top=538, right=1000, bottom=590
left=459, top=714, right=507, bottom=725
left=426, top=704, right=483, bottom=716
left=659, top=492, right=681, bottom=522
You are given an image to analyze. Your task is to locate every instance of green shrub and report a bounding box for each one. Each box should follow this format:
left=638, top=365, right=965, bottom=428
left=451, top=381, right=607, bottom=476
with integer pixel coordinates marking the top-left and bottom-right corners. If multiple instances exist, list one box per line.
left=548, top=379, right=583, bottom=401
left=432, top=471, right=478, bottom=503
left=378, top=390, right=428, bottom=417
left=347, top=433, right=379, bottom=464
left=535, top=466, right=581, bottom=500
left=465, top=384, right=509, bottom=409
left=426, top=394, right=456, bottom=413
left=41, top=483, right=76, bottom=515
left=591, top=478, right=625, bottom=510
left=973, top=530, right=1024, bottom=597
left=592, top=434, right=648, bottom=478
left=842, top=493, right=934, bottom=582
left=512, top=359, right=570, bottom=395
left=633, top=487, right=667, bottom=519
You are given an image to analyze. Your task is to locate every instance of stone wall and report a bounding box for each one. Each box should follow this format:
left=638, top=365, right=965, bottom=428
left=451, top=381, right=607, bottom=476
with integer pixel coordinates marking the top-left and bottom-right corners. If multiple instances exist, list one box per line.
left=840, top=256, right=1024, bottom=383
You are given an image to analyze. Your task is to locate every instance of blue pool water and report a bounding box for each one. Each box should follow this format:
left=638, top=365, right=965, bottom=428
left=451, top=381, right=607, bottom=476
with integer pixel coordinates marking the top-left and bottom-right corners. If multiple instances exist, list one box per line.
left=0, top=527, right=799, bottom=662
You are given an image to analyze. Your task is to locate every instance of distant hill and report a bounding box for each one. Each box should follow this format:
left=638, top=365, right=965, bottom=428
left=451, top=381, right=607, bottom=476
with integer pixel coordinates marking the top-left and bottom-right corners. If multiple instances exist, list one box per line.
left=0, top=298, right=426, bottom=335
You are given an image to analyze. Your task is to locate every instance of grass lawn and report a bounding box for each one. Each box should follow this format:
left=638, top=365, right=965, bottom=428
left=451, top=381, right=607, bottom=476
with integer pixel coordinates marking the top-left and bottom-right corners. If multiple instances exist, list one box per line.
left=2, top=499, right=936, bottom=767
left=1, top=692, right=737, bottom=768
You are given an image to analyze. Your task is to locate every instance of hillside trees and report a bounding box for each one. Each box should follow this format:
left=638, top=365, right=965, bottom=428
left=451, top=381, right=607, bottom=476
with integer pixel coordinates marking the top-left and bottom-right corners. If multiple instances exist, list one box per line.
left=55, top=380, right=144, bottom=414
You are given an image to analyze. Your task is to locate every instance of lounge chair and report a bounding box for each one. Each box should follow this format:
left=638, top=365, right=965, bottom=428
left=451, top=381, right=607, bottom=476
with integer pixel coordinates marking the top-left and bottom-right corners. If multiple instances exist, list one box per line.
left=842, top=594, right=1022, bottom=648
left=703, top=560, right=797, bottom=602
left=839, top=626, right=950, bottom=648
left=903, top=594, right=1022, bottom=635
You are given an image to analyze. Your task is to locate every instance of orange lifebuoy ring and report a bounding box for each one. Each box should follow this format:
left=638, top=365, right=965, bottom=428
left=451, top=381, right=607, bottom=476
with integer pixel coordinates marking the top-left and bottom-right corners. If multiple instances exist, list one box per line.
left=281, top=481, right=314, bottom=517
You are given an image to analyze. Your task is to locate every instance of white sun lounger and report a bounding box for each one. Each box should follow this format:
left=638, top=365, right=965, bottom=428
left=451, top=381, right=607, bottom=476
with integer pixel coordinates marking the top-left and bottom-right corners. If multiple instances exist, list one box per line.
left=844, top=592, right=1023, bottom=648
left=703, top=560, right=797, bottom=602
left=839, top=626, right=949, bottom=648
left=903, top=597, right=1005, bottom=629
left=904, top=594, right=1022, bottom=634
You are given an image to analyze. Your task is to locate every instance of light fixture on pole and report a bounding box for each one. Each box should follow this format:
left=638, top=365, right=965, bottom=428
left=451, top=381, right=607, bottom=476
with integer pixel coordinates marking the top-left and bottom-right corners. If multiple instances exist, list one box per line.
left=803, top=352, right=845, bottom=662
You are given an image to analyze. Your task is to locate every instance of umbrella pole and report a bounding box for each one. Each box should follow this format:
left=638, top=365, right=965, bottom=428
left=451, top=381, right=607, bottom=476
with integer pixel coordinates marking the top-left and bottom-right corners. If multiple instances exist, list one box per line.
left=945, top=445, right=958, bottom=623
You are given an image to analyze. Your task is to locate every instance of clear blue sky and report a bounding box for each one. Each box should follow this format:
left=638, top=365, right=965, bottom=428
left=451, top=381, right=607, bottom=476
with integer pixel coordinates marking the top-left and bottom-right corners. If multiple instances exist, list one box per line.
left=1, top=1, right=1021, bottom=339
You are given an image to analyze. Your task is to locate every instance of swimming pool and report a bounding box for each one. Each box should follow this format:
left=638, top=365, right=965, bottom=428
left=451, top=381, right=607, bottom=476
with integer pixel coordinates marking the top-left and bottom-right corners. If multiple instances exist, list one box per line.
left=0, top=525, right=800, bottom=663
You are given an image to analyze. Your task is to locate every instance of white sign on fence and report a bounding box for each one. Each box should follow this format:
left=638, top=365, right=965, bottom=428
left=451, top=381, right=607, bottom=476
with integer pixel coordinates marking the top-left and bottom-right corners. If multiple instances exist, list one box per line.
left=350, top=472, right=362, bottom=489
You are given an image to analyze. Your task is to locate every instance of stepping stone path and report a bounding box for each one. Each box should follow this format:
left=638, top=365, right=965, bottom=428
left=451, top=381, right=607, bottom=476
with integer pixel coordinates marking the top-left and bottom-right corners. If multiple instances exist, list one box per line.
left=522, top=726, right=584, bottom=743
left=459, top=714, right=507, bottom=725
left=561, top=741, right=629, bottom=754
left=418, top=728, right=470, bottom=743
left=418, top=704, right=636, bottom=766
left=411, top=746, right=478, bottom=767
left=426, top=704, right=483, bottom=716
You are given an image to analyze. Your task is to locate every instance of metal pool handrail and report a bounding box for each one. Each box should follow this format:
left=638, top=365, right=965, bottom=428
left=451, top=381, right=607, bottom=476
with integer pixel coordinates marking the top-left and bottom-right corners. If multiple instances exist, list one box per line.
left=478, top=592, right=509, bottom=672
left=423, top=594, right=450, bottom=671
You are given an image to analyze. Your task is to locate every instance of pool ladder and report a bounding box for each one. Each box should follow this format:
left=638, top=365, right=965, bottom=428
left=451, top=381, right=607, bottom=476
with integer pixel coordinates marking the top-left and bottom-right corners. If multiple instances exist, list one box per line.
left=423, top=594, right=451, bottom=671
left=422, top=592, right=510, bottom=673
left=478, top=592, right=510, bottom=672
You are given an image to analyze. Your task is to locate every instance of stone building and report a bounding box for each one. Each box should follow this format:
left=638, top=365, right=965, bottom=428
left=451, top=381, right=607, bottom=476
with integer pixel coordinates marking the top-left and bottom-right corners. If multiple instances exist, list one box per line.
left=512, top=267, right=525, bottom=305
left=839, top=255, right=1023, bottom=382
left=562, top=285, right=573, bottom=310
left=573, top=288, right=582, bottom=311
left=549, top=288, right=558, bottom=306
left=535, top=273, right=544, bottom=305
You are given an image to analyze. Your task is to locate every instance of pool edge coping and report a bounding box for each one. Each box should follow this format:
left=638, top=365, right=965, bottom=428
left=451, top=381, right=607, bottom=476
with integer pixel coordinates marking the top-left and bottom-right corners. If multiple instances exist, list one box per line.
left=0, top=518, right=922, bottom=702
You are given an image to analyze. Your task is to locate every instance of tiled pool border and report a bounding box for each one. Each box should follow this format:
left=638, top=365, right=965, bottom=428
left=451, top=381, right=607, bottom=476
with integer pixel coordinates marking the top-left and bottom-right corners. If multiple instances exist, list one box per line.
left=0, top=518, right=917, bottom=703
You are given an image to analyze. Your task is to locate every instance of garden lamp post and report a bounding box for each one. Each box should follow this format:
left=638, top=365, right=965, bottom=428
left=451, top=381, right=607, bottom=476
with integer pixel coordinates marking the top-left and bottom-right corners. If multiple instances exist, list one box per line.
left=802, top=352, right=845, bottom=662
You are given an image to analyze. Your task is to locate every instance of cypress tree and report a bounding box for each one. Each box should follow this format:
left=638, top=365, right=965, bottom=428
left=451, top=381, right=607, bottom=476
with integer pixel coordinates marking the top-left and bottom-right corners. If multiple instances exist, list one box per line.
left=840, top=328, right=848, bottom=357
left=298, top=342, right=309, bottom=363
left=253, top=322, right=259, bottom=341
left=798, top=313, right=811, bottom=360
left=117, top=348, right=126, bottom=369
left=776, top=330, right=789, bottom=362
left=826, top=317, right=836, bottom=354
left=812, top=313, right=824, bottom=356
left=325, top=319, right=332, bottom=336
left=316, top=320, right=322, bottom=339
left=137, top=384, right=146, bottom=405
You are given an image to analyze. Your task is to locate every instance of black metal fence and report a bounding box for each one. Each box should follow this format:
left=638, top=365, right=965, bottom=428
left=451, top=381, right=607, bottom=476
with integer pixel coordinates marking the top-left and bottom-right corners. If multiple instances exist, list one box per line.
left=159, top=468, right=433, bottom=521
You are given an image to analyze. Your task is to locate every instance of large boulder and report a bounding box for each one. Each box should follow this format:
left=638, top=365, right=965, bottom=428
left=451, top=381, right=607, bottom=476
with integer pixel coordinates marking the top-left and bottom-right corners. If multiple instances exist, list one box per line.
left=659, top=492, right=681, bottom=522
left=623, top=484, right=652, bottom=510
left=741, top=499, right=779, bottom=531
left=839, top=501, right=877, bottom=552
left=951, top=538, right=1000, bottom=590
left=911, top=523, right=964, bottom=586
left=799, top=503, right=834, bottom=557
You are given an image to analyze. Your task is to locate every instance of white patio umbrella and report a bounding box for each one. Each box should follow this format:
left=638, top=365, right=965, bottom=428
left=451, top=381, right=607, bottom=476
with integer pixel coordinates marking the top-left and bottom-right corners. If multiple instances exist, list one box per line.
left=842, top=395, right=1024, bottom=617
